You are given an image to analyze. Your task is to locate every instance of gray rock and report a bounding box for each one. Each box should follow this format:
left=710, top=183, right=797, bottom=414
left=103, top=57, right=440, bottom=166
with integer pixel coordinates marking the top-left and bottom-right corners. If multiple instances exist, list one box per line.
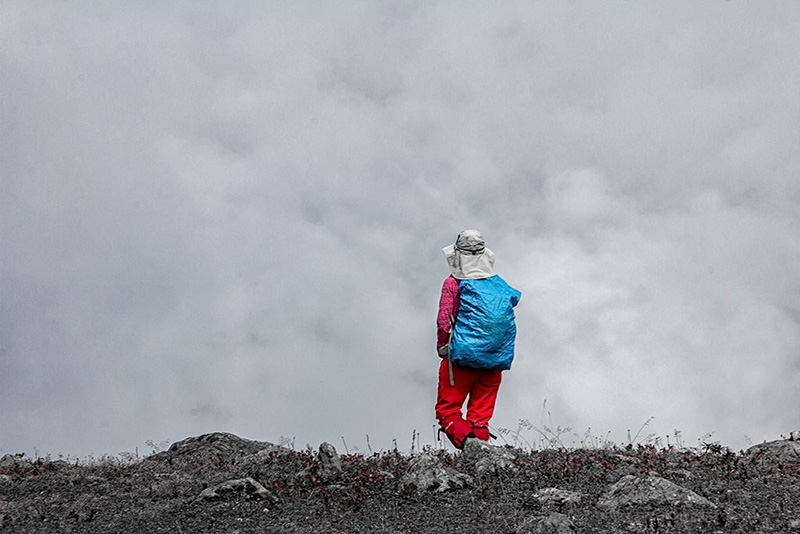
left=47, top=459, right=72, bottom=470
left=198, top=477, right=276, bottom=502
left=294, top=442, right=344, bottom=484
left=318, top=442, right=342, bottom=479
left=401, top=452, right=472, bottom=492
left=608, top=453, right=640, bottom=478
left=534, top=488, right=583, bottom=506
left=462, top=438, right=517, bottom=475
left=149, top=432, right=281, bottom=469
left=67, top=494, right=100, bottom=522
left=252, top=443, right=293, bottom=458
left=665, top=468, right=696, bottom=483
left=746, top=438, right=800, bottom=462
left=0, top=454, right=31, bottom=472
left=597, top=474, right=716, bottom=509
left=515, top=512, right=576, bottom=534
left=234, top=444, right=294, bottom=476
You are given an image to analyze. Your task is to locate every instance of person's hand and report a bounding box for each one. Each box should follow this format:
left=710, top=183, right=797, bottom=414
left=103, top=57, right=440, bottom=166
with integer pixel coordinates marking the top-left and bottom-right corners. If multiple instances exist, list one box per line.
left=437, top=345, right=449, bottom=358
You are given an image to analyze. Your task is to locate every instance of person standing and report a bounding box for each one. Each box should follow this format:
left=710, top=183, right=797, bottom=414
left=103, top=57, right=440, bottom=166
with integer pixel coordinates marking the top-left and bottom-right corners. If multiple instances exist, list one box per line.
left=435, top=230, right=521, bottom=449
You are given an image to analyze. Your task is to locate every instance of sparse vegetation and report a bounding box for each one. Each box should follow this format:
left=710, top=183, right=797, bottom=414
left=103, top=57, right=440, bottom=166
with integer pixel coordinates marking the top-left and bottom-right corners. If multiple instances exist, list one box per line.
left=1, top=431, right=800, bottom=532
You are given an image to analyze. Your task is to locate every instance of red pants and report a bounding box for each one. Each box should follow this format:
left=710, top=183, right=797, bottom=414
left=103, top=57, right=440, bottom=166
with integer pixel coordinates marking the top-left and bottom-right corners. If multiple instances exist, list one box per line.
left=435, top=359, right=502, bottom=449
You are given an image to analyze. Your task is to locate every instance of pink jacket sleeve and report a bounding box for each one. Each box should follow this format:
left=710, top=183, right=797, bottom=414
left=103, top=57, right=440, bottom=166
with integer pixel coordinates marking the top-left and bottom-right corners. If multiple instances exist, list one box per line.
left=436, top=276, right=460, bottom=349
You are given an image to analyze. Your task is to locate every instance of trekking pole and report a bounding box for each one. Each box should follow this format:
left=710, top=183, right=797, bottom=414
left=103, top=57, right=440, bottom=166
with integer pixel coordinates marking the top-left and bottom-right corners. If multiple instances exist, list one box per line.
left=448, top=315, right=455, bottom=387
left=448, top=358, right=454, bottom=387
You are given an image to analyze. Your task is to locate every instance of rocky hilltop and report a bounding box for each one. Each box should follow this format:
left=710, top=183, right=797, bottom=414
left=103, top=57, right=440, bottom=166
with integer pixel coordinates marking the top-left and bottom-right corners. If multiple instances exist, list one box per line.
left=2, top=432, right=800, bottom=533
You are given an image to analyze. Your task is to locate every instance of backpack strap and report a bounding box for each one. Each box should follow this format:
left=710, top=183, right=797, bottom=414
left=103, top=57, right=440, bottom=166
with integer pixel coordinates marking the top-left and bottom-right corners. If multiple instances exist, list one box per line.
left=445, top=277, right=460, bottom=388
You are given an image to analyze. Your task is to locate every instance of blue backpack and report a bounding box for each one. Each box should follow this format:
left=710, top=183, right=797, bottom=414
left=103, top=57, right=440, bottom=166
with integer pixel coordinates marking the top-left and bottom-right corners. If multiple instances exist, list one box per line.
left=449, top=275, right=521, bottom=371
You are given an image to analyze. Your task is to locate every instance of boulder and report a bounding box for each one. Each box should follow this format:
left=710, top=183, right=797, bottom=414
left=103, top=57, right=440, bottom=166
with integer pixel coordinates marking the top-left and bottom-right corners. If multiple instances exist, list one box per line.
left=746, top=438, right=800, bottom=462
left=462, top=438, right=517, bottom=475
left=401, top=452, right=472, bottom=492
left=597, top=474, right=716, bottom=509
left=147, top=432, right=282, bottom=469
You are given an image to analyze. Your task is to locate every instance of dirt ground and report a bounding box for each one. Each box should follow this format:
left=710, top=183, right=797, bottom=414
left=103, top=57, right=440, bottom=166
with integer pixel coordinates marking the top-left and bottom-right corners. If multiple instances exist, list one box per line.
left=2, top=432, right=799, bottom=533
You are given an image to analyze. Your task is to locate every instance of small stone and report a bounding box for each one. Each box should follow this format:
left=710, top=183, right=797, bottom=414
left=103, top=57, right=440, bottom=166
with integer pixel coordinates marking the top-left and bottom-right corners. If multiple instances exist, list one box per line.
left=318, top=442, right=342, bottom=479
left=534, top=487, right=583, bottom=506
left=198, top=478, right=276, bottom=502
left=515, top=512, right=575, bottom=534
left=0, top=454, right=31, bottom=472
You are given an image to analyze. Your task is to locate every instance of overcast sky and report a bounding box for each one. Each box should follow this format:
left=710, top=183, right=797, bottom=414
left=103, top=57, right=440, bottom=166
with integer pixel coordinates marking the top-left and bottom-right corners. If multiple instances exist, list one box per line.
left=2, top=1, right=800, bottom=458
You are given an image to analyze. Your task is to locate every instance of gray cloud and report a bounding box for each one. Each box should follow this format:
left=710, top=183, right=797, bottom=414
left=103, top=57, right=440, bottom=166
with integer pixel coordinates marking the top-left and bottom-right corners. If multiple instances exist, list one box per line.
left=2, top=1, right=800, bottom=457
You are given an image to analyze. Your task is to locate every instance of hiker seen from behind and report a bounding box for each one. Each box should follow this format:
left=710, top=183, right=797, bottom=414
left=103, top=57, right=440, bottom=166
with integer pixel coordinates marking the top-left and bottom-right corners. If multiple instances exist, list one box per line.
left=435, top=230, right=521, bottom=449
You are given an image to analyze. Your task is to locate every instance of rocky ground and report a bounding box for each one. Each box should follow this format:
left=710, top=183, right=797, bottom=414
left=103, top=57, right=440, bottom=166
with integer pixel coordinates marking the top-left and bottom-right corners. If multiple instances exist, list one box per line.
left=2, top=432, right=800, bottom=533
